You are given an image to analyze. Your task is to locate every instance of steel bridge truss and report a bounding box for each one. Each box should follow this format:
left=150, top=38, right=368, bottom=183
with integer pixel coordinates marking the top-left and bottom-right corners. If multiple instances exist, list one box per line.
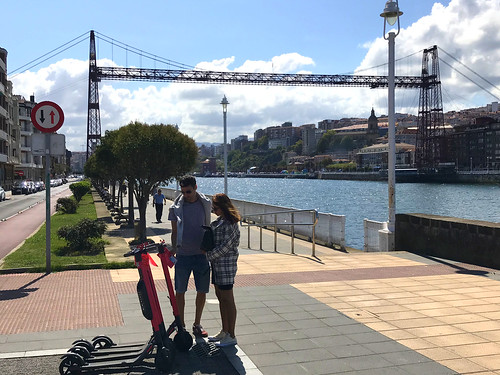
left=86, top=30, right=445, bottom=170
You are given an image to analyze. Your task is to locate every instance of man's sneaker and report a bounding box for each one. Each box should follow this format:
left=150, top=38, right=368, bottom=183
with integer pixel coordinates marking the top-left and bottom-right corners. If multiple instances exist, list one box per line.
left=192, top=324, right=208, bottom=337
left=215, top=334, right=237, bottom=347
left=208, top=330, right=227, bottom=342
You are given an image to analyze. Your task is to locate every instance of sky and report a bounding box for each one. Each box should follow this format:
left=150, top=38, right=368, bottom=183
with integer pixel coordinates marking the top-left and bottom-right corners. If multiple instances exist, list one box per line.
left=3, top=0, right=500, bottom=152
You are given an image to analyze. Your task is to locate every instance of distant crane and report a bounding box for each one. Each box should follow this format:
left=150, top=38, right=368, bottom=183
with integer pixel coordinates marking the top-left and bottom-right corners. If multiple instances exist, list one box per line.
left=86, top=30, right=445, bottom=171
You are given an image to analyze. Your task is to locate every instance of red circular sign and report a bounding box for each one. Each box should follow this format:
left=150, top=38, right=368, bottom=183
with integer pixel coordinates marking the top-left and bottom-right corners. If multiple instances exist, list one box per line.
left=31, top=101, right=64, bottom=133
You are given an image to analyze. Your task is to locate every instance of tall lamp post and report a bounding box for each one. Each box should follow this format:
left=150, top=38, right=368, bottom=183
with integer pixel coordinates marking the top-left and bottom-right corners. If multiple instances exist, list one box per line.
left=381, top=0, right=402, bottom=250
left=220, top=95, right=229, bottom=195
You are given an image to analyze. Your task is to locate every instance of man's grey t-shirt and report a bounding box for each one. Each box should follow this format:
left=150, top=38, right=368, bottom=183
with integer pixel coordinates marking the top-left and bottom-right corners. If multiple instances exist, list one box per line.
left=168, top=198, right=205, bottom=256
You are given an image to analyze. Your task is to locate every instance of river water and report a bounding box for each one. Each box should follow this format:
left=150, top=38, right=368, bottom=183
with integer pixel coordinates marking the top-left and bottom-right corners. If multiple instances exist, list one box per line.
left=185, top=177, right=500, bottom=250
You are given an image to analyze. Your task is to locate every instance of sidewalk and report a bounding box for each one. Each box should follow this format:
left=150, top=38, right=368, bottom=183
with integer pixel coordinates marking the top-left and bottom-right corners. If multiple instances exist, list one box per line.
left=1, top=191, right=500, bottom=374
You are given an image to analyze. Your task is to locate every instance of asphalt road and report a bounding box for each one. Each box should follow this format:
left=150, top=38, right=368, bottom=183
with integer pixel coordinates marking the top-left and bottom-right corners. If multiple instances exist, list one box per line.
left=0, top=184, right=72, bottom=260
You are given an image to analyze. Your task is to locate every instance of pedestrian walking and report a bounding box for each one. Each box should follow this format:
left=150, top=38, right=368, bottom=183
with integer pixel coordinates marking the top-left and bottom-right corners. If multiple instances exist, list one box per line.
left=153, top=188, right=166, bottom=223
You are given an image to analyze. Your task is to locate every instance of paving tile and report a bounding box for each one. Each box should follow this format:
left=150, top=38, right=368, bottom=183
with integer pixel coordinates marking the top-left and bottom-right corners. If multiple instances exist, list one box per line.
left=300, top=357, right=354, bottom=374
left=418, top=347, right=461, bottom=361
left=425, top=333, right=487, bottom=347
left=259, top=363, right=310, bottom=375
left=446, top=342, right=500, bottom=357
left=439, top=358, right=489, bottom=374
left=342, top=353, right=394, bottom=370
left=469, top=354, right=500, bottom=371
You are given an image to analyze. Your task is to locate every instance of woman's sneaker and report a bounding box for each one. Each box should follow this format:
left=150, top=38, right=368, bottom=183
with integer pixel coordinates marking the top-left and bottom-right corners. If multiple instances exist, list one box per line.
left=208, top=330, right=227, bottom=342
left=192, top=324, right=208, bottom=337
left=215, top=335, right=237, bottom=347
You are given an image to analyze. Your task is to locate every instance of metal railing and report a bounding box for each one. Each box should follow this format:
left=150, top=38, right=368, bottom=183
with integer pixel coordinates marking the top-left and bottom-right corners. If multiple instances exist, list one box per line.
left=240, top=209, right=319, bottom=256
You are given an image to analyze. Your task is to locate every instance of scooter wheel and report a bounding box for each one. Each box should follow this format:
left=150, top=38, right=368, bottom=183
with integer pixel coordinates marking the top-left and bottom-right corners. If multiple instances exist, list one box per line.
left=155, top=345, right=175, bottom=373
left=174, top=331, right=193, bottom=352
left=67, top=345, right=91, bottom=359
left=71, top=339, right=94, bottom=352
left=59, top=353, right=84, bottom=374
left=92, top=336, right=113, bottom=349
left=91, top=335, right=115, bottom=346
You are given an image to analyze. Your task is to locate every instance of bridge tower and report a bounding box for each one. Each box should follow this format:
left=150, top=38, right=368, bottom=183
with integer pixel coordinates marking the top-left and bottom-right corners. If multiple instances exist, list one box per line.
left=86, top=30, right=101, bottom=160
left=416, top=45, right=448, bottom=171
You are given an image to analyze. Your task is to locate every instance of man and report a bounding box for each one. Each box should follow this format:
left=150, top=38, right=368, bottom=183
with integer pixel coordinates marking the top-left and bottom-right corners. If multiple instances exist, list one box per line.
left=153, top=188, right=166, bottom=223
left=168, top=176, right=212, bottom=337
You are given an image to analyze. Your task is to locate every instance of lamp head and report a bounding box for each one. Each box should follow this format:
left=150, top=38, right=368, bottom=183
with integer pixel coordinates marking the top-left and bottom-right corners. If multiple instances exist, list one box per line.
left=380, top=0, right=403, bottom=26
left=220, top=95, right=229, bottom=113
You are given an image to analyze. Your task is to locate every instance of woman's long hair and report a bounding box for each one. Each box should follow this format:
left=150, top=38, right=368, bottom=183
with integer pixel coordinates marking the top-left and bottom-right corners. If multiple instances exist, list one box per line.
left=213, top=193, right=241, bottom=224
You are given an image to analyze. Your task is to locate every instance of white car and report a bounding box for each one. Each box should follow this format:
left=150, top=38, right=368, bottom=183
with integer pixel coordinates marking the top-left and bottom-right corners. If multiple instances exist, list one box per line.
left=0, top=185, right=5, bottom=201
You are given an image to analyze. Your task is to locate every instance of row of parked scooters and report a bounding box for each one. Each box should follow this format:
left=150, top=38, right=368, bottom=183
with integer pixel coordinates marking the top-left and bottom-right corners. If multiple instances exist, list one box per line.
left=59, top=240, right=193, bottom=374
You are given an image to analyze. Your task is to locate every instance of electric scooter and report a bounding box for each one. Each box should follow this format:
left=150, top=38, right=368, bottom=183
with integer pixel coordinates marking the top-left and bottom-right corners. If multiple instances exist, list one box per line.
left=59, top=241, right=175, bottom=374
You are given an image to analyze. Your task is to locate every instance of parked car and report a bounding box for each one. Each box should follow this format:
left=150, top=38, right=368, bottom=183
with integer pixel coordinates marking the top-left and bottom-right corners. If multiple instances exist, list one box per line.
left=0, top=185, right=5, bottom=201
left=26, top=180, right=36, bottom=194
left=12, top=180, right=31, bottom=195
left=34, top=181, right=45, bottom=192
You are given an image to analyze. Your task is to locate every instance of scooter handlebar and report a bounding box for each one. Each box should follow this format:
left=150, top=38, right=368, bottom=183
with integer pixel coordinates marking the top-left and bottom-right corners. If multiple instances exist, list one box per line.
left=124, top=241, right=159, bottom=257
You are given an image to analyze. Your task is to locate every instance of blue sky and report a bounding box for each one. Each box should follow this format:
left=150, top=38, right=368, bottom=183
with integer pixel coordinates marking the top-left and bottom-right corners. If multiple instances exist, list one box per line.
left=3, top=0, right=500, bottom=151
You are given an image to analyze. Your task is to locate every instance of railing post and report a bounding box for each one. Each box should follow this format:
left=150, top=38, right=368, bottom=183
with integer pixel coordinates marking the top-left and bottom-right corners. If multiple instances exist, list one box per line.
left=259, top=215, right=263, bottom=250
left=247, top=221, right=251, bottom=249
left=291, top=212, right=295, bottom=254
left=312, top=211, right=316, bottom=257
left=274, top=214, right=278, bottom=252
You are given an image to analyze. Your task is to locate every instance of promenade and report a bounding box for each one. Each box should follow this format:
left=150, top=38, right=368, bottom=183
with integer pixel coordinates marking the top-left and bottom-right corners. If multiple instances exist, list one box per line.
left=1, top=190, right=500, bottom=374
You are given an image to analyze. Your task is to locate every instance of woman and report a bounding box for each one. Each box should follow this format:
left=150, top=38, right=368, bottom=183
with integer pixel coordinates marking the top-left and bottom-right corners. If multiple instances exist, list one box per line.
left=203, top=193, right=240, bottom=347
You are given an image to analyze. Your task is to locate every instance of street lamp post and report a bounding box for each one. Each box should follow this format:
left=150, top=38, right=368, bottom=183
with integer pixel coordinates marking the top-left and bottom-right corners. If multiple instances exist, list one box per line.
left=381, top=0, right=402, bottom=250
left=220, top=95, right=229, bottom=195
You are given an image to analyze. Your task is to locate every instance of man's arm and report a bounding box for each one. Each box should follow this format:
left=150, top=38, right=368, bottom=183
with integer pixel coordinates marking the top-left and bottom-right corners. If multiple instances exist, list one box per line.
left=170, top=220, right=178, bottom=254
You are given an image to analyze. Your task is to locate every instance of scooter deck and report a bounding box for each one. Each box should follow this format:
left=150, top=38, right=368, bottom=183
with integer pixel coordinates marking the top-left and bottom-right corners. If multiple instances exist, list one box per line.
left=89, top=342, right=146, bottom=356
left=84, top=342, right=153, bottom=362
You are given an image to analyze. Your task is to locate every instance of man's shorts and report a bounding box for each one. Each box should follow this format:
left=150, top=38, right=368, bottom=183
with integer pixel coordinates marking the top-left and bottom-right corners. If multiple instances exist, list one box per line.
left=174, top=254, right=210, bottom=293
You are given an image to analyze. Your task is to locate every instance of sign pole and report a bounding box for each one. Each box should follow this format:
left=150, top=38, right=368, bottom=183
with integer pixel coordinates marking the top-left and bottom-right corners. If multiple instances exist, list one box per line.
left=45, top=133, right=51, bottom=273
left=30, top=100, right=65, bottom=274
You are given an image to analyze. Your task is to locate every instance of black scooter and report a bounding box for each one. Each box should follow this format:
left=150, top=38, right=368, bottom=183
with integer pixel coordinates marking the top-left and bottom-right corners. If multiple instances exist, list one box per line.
left=59, top=241, right=177, bottom=374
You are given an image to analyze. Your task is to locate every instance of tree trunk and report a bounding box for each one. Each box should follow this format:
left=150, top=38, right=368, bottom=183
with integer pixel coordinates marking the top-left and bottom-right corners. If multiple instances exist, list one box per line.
left=127, top=184, right=134, bottom=228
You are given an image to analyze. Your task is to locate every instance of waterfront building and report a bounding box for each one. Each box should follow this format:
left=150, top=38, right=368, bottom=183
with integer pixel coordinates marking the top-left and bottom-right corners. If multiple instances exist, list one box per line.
left=230, top=135, right=248, bottom=151
left=451, top=117, right=500, bottom=171
left=70, top=151, right=86, bottom=174
left=356, top=142, right=415, bottom=169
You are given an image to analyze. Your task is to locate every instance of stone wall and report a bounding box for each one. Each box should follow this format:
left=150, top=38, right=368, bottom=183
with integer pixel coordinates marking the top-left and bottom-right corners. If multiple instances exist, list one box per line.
left=395, top=213, right=500, bottom=270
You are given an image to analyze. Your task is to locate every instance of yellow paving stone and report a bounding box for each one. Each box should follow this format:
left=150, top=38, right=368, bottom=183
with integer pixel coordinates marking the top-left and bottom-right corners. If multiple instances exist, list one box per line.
left=425, top=333, right=487, bottom=347
left=364, top=321, right=398, bottom=332
left=326, top=302, right=353, bottom=310
left=380, top=329, right=416, bottom=340
left=435, top=313, right=489, bottom=325
left=455, top=321, right=500, bottom=333
left=419, top=307, right=468, bottom=317
left=480, top=311, right=500, bottom=320
left=463, top=304, right=500, bottom=314
left=476, top=330, right=500, bottom=342
left=348, top=299, right=396, bottom=308
left=406, top=325, right=466, bottom=338
left=398, top=337, right=435, bottom=350
left=439, top=358, right=489, bottom=374
left=363, top=304, right=411, bottom=314
left=418, top=347, right=461, bottom=361
left=447, top=342, right=500, bottom=357
left=402, top=301, right=451, bottom=311
left=470, top=354, right=500, bottom=371
left=377, top=310, right=428, bottom=321
left=446, top=298, right=490, bottom=307
left=390, top=317, right=446, bottom=329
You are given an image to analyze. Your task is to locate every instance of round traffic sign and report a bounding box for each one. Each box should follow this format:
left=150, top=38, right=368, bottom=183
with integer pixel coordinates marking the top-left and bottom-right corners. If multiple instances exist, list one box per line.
left=31, top=101, right=64, bottom=133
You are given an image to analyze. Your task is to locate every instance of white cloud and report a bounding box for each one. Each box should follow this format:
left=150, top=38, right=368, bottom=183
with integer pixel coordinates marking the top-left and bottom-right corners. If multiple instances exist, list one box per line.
left=10, top=0, right=500, bottom=152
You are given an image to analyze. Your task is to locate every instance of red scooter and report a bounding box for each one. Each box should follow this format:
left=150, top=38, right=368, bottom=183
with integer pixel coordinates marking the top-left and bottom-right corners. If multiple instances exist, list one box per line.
left=59, top=241, right=184, bottom=374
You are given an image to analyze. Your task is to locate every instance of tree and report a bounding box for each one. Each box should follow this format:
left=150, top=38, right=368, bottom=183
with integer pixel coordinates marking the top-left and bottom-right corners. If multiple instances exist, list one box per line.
left=317, top=130, right=336, bottom=153
left=90, top=122, right=198, bottom=242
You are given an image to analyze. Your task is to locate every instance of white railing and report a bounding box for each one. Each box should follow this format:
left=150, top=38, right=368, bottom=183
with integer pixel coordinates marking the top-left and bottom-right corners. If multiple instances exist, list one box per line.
left=363, top=219, right=388, bottom=252
left=161, top=187, right=346, bottom=251
left=240, top=208, right=319, bottom=256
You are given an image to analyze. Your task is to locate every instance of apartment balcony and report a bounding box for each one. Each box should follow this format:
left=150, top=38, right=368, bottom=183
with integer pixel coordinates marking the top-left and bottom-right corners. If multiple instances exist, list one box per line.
left=20, top=129, right=32, bottom=136
left=0, top=105, right=7, bottom=118
left=0, top=154, right=7, bottom=163
left=0, top=58, right=6, bottom=72
left=19, top=162, right=36, bottom=168
left=0, top=81, right=4, bottom=95
left=0, top=129, right=8, bottom=142
left=20, top=145, right=31, bottom=152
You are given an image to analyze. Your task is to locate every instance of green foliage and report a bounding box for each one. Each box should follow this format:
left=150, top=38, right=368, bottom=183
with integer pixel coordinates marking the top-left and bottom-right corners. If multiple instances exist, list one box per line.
left=57, top=218, right=106, bottom=255
left=56, top=197, right=78, bottom=214
left=2, top=194, right=107, bottom=270
left=69, top=180, right=91, bottom=202
left=317, top=130, right=336, bottom=153
left=326, top=162, right=357, bottom=171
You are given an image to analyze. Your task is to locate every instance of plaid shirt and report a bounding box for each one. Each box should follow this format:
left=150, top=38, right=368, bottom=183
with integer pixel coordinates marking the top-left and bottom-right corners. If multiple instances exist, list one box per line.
left=206, top=217, right=240, bottom=285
